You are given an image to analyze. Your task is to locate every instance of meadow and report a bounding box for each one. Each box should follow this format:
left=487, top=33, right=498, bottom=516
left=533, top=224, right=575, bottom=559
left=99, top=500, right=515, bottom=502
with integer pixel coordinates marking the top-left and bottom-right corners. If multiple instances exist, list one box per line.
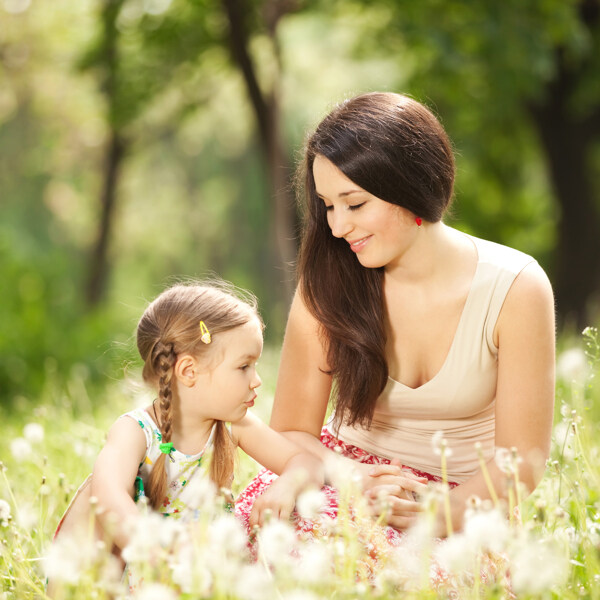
left=1, top=329, right=599, bottom=600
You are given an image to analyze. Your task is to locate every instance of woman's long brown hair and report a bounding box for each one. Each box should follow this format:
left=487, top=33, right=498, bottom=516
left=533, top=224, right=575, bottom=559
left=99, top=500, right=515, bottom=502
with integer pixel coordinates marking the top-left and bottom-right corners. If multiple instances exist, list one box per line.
left=296, top=92, right=455, bottom=430
left=136, top=281, right=262, bottom=509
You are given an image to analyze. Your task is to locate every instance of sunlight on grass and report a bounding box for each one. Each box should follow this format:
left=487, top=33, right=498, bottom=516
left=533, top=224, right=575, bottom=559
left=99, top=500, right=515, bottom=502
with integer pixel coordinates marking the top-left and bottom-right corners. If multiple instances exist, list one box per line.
left=1, top=331, right=599, bottom=599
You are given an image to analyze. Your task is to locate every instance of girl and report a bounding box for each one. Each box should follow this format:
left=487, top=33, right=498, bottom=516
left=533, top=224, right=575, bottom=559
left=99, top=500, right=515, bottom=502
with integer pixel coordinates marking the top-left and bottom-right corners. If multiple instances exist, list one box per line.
left=237, top=91, right=555, bottom=538
left=54, top=281, right=323, bottom=555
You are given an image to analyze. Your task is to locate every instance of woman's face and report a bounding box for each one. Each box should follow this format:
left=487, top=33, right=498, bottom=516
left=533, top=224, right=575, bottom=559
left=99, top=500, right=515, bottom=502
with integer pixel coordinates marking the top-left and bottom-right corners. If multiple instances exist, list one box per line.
left=312, top=154, right=418, bottom=270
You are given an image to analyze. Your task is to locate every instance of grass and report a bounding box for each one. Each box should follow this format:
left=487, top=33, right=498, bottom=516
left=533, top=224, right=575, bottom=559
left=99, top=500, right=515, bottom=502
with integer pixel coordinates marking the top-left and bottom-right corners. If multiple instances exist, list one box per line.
left=1, top=332, right=599, bottom=599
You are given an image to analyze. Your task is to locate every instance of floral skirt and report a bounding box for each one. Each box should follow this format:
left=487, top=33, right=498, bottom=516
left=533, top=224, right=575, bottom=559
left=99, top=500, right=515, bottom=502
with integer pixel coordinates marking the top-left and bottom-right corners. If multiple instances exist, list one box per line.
left=235, top=427, right=455, bottom=545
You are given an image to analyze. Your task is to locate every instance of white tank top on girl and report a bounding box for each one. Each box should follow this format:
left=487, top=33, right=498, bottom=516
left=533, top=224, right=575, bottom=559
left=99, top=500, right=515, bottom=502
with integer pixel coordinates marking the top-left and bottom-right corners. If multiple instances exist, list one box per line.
left=329, top=234, right=537, bottom=483
left=121, top=407, right=217, bottom=518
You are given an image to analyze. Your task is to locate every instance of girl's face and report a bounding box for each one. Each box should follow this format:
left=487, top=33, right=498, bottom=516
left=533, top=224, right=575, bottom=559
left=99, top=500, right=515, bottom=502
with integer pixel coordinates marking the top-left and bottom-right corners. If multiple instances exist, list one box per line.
left=312, top=154, right=418, bottom=271
left=192, top=317, right=263, bottom=423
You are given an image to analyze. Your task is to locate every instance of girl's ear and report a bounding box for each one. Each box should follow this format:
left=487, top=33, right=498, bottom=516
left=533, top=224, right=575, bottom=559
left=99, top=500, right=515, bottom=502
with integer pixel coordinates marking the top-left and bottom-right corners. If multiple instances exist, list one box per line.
left=174, top=354, right=198, bottom=387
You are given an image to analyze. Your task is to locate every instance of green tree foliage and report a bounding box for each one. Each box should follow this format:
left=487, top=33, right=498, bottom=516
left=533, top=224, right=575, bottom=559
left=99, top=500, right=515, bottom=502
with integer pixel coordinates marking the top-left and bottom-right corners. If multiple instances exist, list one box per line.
left=314, top=0, right=600, bottom=323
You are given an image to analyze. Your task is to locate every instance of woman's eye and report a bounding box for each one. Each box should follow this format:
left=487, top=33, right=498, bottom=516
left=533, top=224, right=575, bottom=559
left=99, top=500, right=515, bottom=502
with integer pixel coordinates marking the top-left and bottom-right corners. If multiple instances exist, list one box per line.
left=324, top=205, right=333, bottom=212
left=348, top=202, right=365, bottom=211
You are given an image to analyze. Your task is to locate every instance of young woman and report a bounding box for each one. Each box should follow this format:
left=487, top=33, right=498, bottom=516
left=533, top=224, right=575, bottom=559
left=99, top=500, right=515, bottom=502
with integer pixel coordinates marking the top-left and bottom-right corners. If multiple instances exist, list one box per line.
left=237, top=92, right=555, bottom=536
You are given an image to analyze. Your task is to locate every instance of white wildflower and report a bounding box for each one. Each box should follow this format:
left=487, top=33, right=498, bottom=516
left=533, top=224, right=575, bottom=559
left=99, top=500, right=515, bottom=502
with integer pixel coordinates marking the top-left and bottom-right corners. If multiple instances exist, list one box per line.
left=134, top=583, right=177, bottom=600
left=296, top=489, right=326, bottom=520
left=15, top=503, right=37, bottom=530
left=494, top=446, right=515, bottom=475
left=23, top=422, right=44, bottom=443
left=434, top=532, right=477, bottom=574
left=280, top=591, right=321, bottom=600
left=556, top=347, right=588, bottom=382
left=171, top=542, right=212, bottom=596
left=431, top=430, right=444, bottom=456
left=207, top=514, right=248, bottom=557
left=509, top=537, right=569, bottom=595
left=232, top=563, right=274, bottom=600
left=0, top=499, right=10, bottom=524
left=257, top=519, right=297, bottom=566
left=294, top=542, right=334, bottom=584
left=10, top=437, right=32, bottom=461
left=43, top=533, right=98, bottom=584
left=463, top=508, right=510, bottom=554
left=184, top=475, right=217, bottom=512
left=553, top=422, right=575, bottom=460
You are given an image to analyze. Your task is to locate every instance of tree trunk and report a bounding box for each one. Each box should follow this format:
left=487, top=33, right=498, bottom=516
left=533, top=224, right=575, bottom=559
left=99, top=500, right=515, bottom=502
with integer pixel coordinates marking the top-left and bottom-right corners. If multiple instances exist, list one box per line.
left=86, top=130, right=126, bottom=306
left=221, top=0, right=297, bottom=305
left=529, top=2, right=600, bottom=326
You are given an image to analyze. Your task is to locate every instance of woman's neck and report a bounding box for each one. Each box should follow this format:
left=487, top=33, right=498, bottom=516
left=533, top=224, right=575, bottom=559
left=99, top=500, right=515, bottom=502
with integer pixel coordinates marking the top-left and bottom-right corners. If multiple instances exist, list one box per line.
left=384, top=221, right=461, bottom=286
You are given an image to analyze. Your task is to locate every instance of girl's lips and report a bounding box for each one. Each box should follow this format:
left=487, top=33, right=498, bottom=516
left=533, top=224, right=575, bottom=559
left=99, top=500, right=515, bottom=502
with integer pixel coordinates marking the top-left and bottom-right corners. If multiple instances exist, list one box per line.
left=245, top=396, right=256, bottom=407
left=348, top=236, right=371, bottom=253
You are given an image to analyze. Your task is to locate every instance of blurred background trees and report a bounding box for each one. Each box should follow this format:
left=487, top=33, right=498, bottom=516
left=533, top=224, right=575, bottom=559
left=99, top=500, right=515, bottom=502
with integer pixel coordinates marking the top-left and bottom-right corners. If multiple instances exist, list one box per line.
left=1, top=0, right=599, bottom=404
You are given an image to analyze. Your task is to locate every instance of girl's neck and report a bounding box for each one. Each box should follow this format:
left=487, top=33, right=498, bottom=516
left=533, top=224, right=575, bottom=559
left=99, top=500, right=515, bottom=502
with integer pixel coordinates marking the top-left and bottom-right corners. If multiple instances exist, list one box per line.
left=150, top=400, right=215, bottom=455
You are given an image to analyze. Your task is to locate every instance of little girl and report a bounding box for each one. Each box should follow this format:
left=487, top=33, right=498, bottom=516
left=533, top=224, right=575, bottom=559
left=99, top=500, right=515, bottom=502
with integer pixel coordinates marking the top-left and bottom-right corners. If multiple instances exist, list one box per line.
left=53, top=281, right=323, bottom=556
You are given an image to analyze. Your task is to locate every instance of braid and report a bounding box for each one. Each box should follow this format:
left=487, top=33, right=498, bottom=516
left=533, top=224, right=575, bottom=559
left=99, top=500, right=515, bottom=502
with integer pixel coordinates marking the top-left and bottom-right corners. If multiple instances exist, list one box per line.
left=146, top=341, right=176, bottom=509
left=210, top=420, right=235, bottom=492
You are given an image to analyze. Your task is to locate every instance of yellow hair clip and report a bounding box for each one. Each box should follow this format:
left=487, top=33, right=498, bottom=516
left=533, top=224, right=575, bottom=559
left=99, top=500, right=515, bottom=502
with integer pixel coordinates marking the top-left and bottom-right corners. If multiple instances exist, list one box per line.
left=199, top=320, right=212, bottom=344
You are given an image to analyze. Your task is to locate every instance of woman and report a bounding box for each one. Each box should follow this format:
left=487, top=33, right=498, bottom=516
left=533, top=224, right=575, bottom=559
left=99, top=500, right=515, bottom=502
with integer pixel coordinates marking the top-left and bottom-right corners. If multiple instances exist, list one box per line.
left=239, top=92, right=555, bottom=536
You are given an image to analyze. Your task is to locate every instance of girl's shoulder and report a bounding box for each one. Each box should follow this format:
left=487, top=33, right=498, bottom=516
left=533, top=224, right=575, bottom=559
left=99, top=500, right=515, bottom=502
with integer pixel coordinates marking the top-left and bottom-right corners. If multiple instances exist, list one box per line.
left=118, top=406, right=160, bottom=452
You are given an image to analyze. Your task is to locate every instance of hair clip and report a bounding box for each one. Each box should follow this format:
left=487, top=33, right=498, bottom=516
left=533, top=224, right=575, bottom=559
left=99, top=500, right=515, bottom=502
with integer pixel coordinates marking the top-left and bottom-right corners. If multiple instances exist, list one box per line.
left=159, top=442, right=174, bottom=454
left=199, top=321, right=212, bottom=344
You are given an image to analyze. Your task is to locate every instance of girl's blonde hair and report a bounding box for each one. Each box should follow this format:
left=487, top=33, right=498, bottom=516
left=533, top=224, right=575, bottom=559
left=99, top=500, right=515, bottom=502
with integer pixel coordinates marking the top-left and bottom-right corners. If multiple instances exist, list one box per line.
left=136, top=280, right=262, bottom=509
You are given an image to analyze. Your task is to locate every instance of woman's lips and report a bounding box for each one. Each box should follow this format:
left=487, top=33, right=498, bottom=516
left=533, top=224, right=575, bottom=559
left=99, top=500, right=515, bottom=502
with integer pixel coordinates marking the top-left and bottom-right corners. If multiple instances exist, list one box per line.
left=348, top=236, right=371, bottom=253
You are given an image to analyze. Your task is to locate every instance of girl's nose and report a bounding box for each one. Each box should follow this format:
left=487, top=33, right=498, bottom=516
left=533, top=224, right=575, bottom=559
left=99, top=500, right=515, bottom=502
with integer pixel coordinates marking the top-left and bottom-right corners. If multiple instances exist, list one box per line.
left=251, top=371, right=262, bottom=389
left=328, top=208, right=352, bottom=238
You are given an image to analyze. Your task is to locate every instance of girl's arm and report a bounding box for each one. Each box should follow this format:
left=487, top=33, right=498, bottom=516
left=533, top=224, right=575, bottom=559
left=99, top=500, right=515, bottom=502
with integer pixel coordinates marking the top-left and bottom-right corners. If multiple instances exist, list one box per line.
left=90, top=417, right=147, bottom=549
left=233, top=411, right=325, bottom=527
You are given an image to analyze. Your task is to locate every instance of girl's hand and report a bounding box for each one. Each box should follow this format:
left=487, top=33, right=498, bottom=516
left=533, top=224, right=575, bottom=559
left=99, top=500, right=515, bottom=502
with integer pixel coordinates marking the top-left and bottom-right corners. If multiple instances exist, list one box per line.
left=248, top=474, right=297, bottom=528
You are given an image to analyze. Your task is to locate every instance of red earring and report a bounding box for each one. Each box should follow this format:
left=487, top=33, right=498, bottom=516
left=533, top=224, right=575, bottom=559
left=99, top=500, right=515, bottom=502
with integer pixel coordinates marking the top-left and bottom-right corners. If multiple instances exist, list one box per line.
left=415, top=217, right=423, bottom=226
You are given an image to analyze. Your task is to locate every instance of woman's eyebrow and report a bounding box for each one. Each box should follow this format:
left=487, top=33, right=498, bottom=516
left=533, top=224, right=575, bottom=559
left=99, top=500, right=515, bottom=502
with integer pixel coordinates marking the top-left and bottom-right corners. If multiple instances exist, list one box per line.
left=317, top=189, right=363, bottom=200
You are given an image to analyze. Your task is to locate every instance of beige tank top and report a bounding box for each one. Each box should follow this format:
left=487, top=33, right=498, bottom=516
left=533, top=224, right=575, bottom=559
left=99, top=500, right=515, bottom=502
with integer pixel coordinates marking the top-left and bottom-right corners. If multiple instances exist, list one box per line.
left=330, top=234, right=536, bottom=483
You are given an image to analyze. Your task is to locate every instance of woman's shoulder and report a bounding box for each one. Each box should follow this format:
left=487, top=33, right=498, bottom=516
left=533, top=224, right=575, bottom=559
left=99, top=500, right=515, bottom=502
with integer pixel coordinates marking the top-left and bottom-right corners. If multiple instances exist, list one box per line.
left=467, top=233, right=537, bottom=275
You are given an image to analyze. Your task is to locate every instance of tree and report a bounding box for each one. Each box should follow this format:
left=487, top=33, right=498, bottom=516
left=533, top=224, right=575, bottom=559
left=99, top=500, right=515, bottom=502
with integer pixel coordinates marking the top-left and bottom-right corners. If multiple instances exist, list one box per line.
left=316, top=0, right=600, bottom=324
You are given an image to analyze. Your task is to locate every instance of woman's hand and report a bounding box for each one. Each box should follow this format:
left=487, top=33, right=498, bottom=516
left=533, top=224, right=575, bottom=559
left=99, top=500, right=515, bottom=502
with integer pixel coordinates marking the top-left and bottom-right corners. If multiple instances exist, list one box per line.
left=358, top=460, right=429, bottom=530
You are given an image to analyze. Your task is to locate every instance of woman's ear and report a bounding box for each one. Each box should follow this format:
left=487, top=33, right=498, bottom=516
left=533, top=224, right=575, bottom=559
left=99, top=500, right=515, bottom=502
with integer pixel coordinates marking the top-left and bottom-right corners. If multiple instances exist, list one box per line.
left=174, top=354, right=198, bottom=387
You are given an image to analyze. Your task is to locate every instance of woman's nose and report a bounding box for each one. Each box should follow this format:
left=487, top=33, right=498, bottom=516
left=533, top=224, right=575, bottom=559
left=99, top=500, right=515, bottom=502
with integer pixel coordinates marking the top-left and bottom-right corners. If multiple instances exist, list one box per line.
left=328, top=208, right=352, bottom=238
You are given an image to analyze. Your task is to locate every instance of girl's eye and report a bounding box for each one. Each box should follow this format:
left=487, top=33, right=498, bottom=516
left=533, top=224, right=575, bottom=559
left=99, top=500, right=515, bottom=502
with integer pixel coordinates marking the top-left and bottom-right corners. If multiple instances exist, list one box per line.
left=239, top=365, right=249, bottom=371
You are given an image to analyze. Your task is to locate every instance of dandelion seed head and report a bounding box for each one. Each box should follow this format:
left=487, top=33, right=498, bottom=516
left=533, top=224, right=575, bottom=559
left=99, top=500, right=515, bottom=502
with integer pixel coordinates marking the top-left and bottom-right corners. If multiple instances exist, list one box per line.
left=463, top=508, right=509, bottom=554
left=279, top=591, right=321, bottom=600
left=23, top=422, right=44, bottom=443
left=133, top=583, right=177, bottom=600
left=294, top=542, right=333, bottom=584
left=434, top=532, right=476, bottom=574
left=232, top=564, right=274, bottom=600
left=258, top=519, right=297, bottom=565
left=208, top=514, right=247, bottom=556
left=296, top=489, right=326, bottom=520
left=509, top=537, right=569, bottom=595
left=557, top=347, right=588, bottom=382
left=0, top=500, right=10, bottom=523
left=9, top=437, right=32, bottom=461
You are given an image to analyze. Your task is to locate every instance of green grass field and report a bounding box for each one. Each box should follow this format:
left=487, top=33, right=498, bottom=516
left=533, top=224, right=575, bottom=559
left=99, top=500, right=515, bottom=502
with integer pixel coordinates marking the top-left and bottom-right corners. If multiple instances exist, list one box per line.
left=1, top=332, right=599, bottom=599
